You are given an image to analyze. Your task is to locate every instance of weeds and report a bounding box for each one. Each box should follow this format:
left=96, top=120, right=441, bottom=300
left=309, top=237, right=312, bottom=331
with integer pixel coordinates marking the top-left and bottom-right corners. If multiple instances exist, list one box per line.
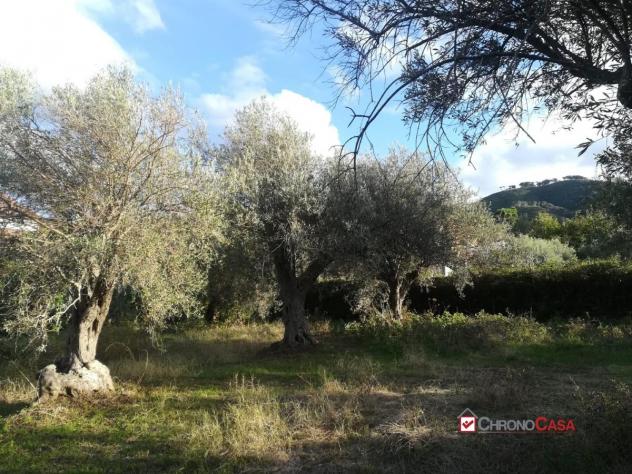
left=0, top=319, right=631, bottom=472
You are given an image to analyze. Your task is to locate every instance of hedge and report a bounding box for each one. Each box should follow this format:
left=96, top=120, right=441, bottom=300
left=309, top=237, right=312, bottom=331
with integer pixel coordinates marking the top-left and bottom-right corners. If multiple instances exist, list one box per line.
left=410, top=261, right=632, bottom=321
left=305, top=279, right=360, bottom=321
left=308, top=261, right=632, bottom=321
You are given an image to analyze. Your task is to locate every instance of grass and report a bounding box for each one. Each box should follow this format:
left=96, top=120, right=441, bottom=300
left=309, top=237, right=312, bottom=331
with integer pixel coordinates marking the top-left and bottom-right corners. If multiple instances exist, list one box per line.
left=0, top=314, right=632, bottom=473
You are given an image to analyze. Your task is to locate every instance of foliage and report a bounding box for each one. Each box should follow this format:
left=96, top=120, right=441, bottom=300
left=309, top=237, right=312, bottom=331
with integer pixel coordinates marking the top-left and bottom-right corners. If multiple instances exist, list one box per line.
left=560, top=210, right=631, bottom=259
left=483, top=178, right=604, bottom=220
left=217, top=99, right=338, bottom=277
left=411, top=259, right=632, bottom=320
left=332, top=148, right=505, bottom=318
left=204, top=203, right=278, bottom=323
left=306, top=278, right=366, bottom=321
left=482, top=234, right=576, bottom=270
left=0, top=67, right=218, bottom=351
left=596, top=114, right=632, bottom=233
left=204, top=242, right=279, bottom=323
left=529, top=211, right=562, bottom=239
left=495, top=207, right=518, bottom=227
left=502, top=209, right=630, bottom=259
left=216, top=99, right=349, bottom=343
left=345, top=311, right=552, bottom=353
left=337, top=150, right=458, bottom=315
left=273, top=1, right=632, bottom=160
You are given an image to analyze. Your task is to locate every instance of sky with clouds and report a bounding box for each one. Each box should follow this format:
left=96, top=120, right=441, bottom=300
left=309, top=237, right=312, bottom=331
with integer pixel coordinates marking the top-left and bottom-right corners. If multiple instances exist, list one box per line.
left=0, top=0, right=604, bottom=196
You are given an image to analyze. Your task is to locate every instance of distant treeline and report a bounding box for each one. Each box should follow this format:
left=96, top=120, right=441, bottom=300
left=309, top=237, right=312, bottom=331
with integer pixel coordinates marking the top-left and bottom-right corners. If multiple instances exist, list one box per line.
left=501, top=175, right=589, bottom=190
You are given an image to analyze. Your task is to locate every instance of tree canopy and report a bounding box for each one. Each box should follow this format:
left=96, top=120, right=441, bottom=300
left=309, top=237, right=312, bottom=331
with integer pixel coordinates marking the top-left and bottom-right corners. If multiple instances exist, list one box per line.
left=272, top=0, right=632, bottom=159
left=332, top=147, right=505, bottom=318
left=217, top=99, right=345, bottom=346
left=0, top=67, right=218, bottom=395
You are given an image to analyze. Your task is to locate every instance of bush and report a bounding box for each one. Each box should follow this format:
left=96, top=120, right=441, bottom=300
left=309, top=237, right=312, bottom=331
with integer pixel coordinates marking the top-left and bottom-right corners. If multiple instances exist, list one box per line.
left=484, top=234, right=577, bottom=269
left=410, top=260, right=632, bottom=321
left=344, top=311, right=550, bottom=354
left=305, top=279, right=362, bottom=321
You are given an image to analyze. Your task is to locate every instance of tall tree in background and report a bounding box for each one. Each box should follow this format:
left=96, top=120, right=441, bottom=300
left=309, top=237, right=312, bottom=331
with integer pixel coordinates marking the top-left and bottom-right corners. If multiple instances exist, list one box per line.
left=219, top=100, right=347, bottom=347
left=0, top=67, right=218, bottom=398
left=339, top=148, right=505, bottom=319
left=272, top=0, right=632, bottom=159
left=530, top=212, right=562, bottom=240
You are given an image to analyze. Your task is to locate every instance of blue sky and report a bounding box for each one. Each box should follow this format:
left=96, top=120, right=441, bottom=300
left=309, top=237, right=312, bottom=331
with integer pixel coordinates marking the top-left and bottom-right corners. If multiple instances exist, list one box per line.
left=0, top=0, right=602, bottom=196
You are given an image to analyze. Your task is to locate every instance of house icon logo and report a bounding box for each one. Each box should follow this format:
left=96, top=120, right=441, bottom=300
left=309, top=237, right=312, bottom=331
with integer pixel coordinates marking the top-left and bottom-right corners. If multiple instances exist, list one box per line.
left=458, top=408, right=477, bottom=433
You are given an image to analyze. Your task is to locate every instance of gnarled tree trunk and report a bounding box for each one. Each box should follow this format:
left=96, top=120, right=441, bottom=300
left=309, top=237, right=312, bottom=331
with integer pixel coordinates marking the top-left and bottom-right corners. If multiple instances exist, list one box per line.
left=386, top=269, right=420, bottom=320
left=279, top=281, right=314, bottom=346
left=37, top=282, right=115, bottom=401
left=63, top=284, right=114, bottom=369
left=271, top=242, right=330, bottom=348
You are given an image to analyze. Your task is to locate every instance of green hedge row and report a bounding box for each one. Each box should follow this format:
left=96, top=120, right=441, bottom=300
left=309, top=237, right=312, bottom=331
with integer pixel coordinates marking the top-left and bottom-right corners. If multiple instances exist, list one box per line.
left=306, top=279, right=359, bottom=321
left=410, top=261, right=632, bottom=321
left=308, top=261, right=632, bottom=321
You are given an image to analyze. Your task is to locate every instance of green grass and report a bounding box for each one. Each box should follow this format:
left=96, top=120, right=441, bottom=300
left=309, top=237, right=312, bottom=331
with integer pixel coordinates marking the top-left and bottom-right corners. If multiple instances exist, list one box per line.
left=1, top=315, right=632, bottom=473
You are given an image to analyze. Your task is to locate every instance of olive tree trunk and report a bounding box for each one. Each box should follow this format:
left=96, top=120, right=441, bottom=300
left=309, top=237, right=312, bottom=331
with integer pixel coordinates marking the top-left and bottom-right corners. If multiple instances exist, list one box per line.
left=278, top=281, right=314, bottom=346
left=386, top=269, right=420, bottom=320
left=388, top=279, right=404, bottom=320
left=271, top=245, right=330, bottom=348
left=37, top=282, right=115, bottom=401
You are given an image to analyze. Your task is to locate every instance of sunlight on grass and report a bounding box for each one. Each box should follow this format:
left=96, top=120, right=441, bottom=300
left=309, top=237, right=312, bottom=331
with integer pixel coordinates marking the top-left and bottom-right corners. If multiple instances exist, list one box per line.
left=1, top=319, right=632, bottom=472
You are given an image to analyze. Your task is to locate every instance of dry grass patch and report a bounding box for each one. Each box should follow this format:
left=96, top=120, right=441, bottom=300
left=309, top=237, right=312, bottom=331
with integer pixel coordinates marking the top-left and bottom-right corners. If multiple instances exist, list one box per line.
left=465, top=367, right=536, bottom=412
left=187, top=376, right=292, bottom=466
left=0, top=378, right=36, bottom=406
left=223, top=377, right=291, bottom=462
left=2, top=321, right=632, bottom=472
left=107, top=354, right=202, bottom=383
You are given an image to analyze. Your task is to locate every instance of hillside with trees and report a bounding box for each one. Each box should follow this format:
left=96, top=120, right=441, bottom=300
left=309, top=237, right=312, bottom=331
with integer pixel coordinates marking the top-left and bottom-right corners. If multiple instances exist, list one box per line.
left=482, top=178, right=604, bottom=219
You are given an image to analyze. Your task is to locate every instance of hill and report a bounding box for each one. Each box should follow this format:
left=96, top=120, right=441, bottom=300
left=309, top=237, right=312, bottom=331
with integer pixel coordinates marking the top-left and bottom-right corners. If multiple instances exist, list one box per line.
left=482, top=178, right=605, bottom=219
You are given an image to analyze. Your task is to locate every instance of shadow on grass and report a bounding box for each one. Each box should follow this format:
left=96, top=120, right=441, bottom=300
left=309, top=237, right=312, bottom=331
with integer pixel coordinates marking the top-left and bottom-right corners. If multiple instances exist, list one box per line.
left=291, top=428, right=631, bottom=474
left=0, top=400, right=30, bottom=417
left=0, top=425, right=218, bottom=473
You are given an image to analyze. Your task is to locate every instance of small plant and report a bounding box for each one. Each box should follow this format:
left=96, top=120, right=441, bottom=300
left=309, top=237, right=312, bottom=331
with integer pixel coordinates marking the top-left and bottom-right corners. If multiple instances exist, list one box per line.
left=223, top=378, right=291, bottom=462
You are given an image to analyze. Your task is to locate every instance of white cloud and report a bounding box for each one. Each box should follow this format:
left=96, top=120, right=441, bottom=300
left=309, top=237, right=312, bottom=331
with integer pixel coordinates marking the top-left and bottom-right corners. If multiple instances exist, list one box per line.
left=200, top=57, right=267, bottom=128
left=121, top=0, right=164, bottom=33
left=0, top=0, right=135, bottom=88
left=459, top=114, right=605, bottom=197
left=230, top=56, right=267, bottom=94
left=78, top=0, right=165, bottom=34
left=253, top=19, right=285, bottom=37
left=200, top=57, right=340, bottom=157
left=271, top=90, right=340, bottom=157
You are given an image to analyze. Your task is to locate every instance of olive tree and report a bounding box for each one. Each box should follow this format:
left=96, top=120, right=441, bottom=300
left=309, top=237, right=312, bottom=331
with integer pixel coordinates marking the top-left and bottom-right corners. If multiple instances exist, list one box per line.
left=0, top=67, right=217, bottom=398
left=218, top=100, right=345, bottom=347
left=272, top=0, right=632, bottom=159
left=344, top=148, right=502, bottom=319
left=482, top=234, right=577, bottom=269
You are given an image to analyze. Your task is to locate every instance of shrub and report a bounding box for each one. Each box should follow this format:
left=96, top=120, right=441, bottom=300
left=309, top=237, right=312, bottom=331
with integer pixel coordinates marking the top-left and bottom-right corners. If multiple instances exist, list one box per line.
left=575, top=381, right=632, bottom=469
left=484, top=234, right=577, bottom=270
left=410, top=260, right=632, bottom=321
left=345, top=311, right=550, bottom=354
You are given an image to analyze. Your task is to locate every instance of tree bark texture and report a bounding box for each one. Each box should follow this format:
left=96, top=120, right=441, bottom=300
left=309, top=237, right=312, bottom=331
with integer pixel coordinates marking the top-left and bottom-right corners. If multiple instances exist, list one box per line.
left=270, top=242, right=329, bottom=347
left=386, top=269, right=419, bottom=320
left=388, top=278, right=404, bottom=320
left=37, top=282, right=115, bottom=400
left=279, top=283, right=315, bottom=346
